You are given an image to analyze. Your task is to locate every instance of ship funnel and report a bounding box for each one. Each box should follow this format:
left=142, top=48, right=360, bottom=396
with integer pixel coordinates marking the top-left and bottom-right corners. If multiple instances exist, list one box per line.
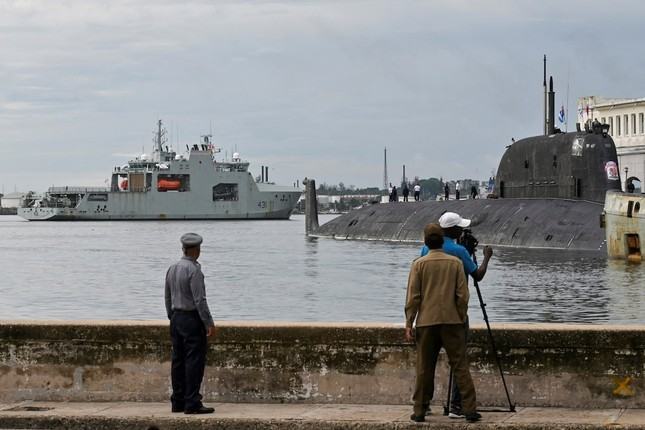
left=304, top=178, right=319, bottom=235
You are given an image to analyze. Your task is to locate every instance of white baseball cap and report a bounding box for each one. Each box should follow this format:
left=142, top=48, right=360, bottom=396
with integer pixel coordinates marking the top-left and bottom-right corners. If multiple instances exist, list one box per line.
left=438, top=212, right=471, bottom=228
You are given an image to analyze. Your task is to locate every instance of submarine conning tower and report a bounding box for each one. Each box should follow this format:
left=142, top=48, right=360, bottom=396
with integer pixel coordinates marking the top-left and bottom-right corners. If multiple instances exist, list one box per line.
left=496, top=73, right=622, bottom=203
left=496, top=125, right=622, bottom=203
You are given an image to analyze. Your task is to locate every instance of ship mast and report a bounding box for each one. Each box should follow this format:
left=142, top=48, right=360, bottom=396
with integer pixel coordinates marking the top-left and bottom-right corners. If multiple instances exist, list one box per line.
left=156, top=120, right=165, bottom=153
left=153, top=120, right=169, bottom=161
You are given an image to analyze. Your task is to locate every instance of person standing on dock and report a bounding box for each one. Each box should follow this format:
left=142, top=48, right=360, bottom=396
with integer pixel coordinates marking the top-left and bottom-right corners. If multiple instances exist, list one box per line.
left=403, top=184, right=410, bottom=202
left=414, top=183, right=421, bottom=201
left=455, top=182, right=461, bottom=200
left=165, top=233, right=216, bottom=415
left=470, top=185, right=478, bottom=199
left=418, top=212, right=493, bottom=419
left=444, top=183, right=449, bottom=200
left=405, top=224, right=480, bottom=423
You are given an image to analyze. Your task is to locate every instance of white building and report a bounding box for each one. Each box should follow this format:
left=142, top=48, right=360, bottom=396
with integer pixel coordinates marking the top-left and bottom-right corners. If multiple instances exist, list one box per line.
left=578, top=96, right=645, bottom=192
left=0, top=192, right=26, bottom=208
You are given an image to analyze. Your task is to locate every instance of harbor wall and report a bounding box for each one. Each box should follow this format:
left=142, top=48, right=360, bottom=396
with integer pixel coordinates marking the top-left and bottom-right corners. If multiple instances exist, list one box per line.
left=0, top=321, right=643, bottom=408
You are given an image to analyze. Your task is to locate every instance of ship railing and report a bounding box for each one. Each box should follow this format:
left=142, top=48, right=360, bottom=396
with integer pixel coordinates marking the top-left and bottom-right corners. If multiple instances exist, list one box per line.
left=48, top=186, right=110, bottom=194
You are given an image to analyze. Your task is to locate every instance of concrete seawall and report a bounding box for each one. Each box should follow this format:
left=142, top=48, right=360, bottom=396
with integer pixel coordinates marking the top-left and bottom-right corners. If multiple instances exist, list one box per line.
left=0, top=321, right=643, bottom=408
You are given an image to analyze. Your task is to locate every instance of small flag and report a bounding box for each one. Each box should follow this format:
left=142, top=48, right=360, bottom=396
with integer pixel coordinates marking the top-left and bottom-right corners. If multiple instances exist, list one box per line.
left=558, top=106, right=565, bottom=124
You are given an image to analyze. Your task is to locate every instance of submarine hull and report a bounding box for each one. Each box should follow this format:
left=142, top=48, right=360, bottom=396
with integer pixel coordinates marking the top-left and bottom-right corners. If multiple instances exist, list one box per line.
left=313, top=198, right=606, bottom=252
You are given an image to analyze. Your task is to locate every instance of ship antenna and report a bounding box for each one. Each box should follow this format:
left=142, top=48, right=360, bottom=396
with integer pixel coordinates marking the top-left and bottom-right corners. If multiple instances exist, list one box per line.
left=382, top=147, right=388, bottom=192
left=543, top=55, right=547, bottom=136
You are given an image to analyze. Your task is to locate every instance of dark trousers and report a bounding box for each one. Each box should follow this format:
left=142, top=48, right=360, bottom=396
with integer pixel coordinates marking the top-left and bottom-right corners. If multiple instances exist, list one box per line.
left=413, top=324, right=476, bottom=416
left=450, top=319, right=470, bottom=412
left=414, top=191, right=420, bottom=201
left=170, top=311, right=207, bottom=410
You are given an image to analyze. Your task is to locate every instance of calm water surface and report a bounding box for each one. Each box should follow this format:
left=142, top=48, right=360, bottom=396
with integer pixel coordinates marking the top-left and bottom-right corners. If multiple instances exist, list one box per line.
left=1, top=215, right=643, bottom=324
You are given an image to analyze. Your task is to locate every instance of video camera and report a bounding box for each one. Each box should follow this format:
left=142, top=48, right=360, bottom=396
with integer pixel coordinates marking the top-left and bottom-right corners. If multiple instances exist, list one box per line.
left=458, top=228, right=479, bottom=256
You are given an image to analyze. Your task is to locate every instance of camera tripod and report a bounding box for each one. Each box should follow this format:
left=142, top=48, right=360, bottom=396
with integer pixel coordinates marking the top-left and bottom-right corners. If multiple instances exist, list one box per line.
left=443, top=247, right=516, bottom=415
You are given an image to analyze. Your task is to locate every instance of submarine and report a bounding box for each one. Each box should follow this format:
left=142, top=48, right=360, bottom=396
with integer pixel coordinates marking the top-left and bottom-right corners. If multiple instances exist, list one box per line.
left=305, top=75, right=623, bottom=252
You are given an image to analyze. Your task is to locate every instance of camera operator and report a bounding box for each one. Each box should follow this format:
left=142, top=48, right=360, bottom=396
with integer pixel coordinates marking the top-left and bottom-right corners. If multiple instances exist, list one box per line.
left=419, top=211, right=493, bottom=419
left=420, top=212, right=492, bottom=282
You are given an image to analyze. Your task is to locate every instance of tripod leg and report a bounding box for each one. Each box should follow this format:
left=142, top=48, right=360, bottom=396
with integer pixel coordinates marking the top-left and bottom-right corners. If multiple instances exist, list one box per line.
left=474, top=279, right=515, bottom=412
left=471, top=252, right=515, bottom=412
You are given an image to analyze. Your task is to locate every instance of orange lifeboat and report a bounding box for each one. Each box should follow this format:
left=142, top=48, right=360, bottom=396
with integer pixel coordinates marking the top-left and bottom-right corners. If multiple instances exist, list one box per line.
left=120, top=179, right=128, bottom=190
left=158, top=179, right=181, bottom=191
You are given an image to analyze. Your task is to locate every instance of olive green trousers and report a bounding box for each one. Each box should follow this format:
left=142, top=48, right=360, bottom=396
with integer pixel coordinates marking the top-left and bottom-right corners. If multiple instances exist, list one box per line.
left=413, top=324, right=477, bottom=416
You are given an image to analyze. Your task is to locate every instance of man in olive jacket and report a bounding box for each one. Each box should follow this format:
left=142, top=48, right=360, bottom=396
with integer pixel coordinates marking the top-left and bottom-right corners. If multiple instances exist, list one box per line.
left=404, top=223, right=480, bottom=423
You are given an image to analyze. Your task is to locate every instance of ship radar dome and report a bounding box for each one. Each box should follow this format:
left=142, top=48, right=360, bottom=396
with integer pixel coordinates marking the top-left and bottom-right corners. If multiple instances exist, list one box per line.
left=141, top=153, right=148, bottom=160
left=233, top=152, right=240, bottom=161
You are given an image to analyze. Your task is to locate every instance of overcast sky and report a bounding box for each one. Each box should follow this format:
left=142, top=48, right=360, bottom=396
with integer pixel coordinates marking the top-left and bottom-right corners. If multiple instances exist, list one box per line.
left=1, top=0, right=645, bottom=192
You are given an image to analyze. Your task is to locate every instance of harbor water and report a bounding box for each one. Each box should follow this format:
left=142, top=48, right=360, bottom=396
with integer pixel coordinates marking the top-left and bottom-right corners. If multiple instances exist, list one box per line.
left=0, top=214, right=643, bottom=324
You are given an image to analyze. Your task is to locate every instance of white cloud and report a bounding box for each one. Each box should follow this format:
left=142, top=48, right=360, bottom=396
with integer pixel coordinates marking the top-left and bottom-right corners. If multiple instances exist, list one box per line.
left=1, top=0, right=645, bottom=191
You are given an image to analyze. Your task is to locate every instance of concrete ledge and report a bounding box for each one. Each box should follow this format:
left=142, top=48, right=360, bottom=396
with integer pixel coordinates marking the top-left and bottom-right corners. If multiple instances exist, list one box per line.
left=0, top=402, right=644, bottom=430
left=0, top=321, right=643, bottom=408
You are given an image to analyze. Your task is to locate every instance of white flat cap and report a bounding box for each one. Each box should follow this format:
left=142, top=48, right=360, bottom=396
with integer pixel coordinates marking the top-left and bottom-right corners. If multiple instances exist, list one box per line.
left=180, top=233, right=203, bottom=247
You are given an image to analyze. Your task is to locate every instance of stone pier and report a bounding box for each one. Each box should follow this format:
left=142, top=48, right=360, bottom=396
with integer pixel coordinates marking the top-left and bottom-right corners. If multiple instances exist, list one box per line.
left=0, top=321, right=643, bottom=409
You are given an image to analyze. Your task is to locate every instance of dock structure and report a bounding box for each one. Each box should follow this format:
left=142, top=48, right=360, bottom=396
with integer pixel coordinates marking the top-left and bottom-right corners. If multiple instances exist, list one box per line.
left=0, top=320, right=643, bottom=429
left=1, top=401, right=643, bottom=429
left=3, top=321, right=640, bottom=407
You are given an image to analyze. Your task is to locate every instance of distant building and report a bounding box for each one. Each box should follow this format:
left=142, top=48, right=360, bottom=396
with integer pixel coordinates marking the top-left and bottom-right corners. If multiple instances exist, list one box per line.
left=0, top=192, right=26, bottom=209
left=578, top=96, right=645, bottom=192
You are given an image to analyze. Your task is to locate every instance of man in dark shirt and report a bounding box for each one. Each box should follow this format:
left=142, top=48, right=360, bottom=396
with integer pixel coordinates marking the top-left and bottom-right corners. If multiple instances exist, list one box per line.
left=165, top=233, right=216, bottom=414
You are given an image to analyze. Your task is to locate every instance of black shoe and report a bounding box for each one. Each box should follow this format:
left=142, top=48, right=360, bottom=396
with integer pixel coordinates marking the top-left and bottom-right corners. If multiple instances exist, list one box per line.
left=465, top=411, right=482, bottom=422
left=171, top=405, right=184, bottom=413
left=424, top=406, right=432, bottom=416
left=410, top=413, right=425, bottom=422
left=185, top=406, right=215, bottom=414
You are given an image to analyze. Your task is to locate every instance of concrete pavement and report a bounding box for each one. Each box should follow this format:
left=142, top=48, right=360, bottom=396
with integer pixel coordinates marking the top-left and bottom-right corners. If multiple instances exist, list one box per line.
left=0, top=402, right=644, bottom=429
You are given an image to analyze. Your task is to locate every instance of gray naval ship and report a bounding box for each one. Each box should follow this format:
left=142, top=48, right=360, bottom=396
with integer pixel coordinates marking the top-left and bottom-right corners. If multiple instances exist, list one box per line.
left=18, top=121, right=301, bottom=221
